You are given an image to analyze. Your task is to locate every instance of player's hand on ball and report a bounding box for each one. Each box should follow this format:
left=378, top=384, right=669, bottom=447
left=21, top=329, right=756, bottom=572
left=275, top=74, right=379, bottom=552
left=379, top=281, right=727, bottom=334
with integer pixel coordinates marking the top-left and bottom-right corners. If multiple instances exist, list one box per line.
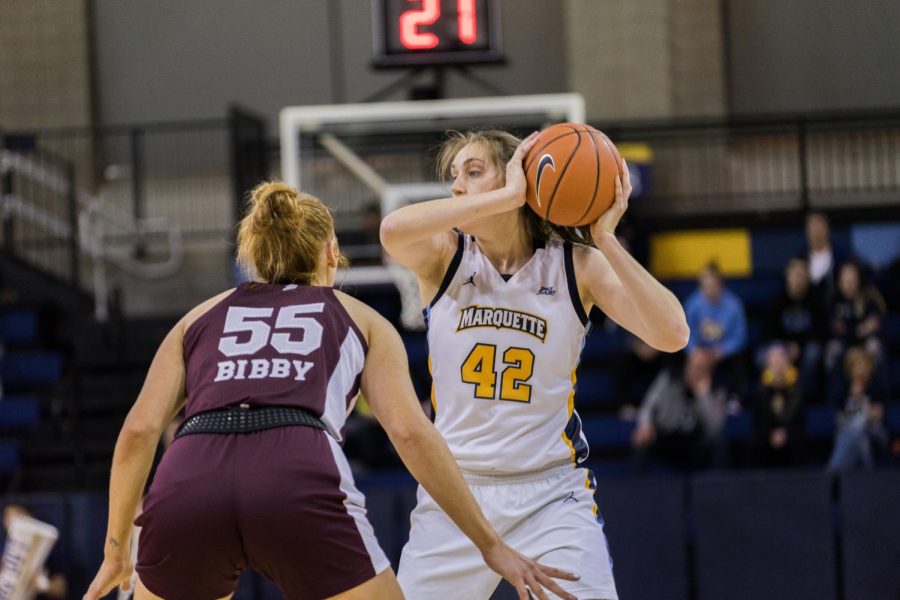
left=83, top=555, right=133, bottom=600
left=504, top=131, right=540, bottom=208
left=482, top=539, right=579, bottom=600
left=591, top=157, right=632, bottom=238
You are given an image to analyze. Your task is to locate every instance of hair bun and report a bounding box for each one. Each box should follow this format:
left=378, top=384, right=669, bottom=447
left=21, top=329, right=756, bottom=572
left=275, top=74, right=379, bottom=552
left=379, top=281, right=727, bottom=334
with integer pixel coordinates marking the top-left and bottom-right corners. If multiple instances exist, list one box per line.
left=253, top=181, right=296, bottom=207
left=238, top=181, right=334, bottom=285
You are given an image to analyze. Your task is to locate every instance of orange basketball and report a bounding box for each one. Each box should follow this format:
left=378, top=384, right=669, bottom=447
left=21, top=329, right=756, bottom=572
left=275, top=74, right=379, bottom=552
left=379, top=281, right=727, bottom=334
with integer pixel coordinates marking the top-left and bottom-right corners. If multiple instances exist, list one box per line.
left=524, top=123, right=622, bottom=227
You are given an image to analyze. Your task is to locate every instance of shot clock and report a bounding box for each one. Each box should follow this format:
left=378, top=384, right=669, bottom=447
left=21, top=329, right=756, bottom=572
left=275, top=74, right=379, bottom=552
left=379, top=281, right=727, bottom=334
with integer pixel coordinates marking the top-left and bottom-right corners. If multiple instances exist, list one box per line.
left=372, top=0, right=503, bottom=68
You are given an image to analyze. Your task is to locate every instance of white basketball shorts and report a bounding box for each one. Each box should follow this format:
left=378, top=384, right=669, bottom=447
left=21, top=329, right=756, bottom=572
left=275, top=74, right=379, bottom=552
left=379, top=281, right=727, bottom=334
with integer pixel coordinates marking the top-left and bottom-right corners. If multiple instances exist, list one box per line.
left=398, top=465, right=619, bottom=600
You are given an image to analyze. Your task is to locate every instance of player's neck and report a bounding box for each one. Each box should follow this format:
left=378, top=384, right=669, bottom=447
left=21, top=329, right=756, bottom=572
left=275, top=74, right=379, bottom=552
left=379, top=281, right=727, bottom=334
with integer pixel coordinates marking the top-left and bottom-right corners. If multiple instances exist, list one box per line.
left=473, top=219, right=533, bottom=274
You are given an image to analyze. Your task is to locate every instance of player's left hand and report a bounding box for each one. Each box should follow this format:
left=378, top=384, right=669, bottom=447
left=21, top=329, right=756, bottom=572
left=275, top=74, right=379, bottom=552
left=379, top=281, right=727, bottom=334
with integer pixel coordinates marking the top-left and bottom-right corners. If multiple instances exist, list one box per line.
left=591, top=157, right=632, bottom=239
left=83, top=555, right=132, bottom=600
left=504, top=131, right=541, bottom=208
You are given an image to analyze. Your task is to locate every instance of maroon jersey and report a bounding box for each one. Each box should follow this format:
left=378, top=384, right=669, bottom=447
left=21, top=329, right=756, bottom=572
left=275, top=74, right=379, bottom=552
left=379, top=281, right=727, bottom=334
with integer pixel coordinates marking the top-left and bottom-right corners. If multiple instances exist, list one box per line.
left=182, top=282, right=367, bottom=440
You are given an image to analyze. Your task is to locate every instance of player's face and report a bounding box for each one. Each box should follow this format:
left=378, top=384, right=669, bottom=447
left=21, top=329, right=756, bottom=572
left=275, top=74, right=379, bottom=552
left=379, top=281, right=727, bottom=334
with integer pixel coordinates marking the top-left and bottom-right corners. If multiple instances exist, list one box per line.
left=449, top=143, right=503, bottom=197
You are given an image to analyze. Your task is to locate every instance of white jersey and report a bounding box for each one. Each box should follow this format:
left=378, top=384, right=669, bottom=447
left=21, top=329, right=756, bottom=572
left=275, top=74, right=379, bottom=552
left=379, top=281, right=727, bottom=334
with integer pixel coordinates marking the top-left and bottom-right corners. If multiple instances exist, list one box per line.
left=425, top=234, right=591, bottom=473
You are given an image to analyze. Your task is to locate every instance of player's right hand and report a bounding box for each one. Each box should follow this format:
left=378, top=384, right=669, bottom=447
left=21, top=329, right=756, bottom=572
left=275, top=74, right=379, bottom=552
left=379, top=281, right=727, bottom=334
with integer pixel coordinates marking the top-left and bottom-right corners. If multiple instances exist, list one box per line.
left=504, top=131, right=540, bottom=207
left=481, top=539, right=579, bottom=600
left=83, top=555, right=132, bottom=600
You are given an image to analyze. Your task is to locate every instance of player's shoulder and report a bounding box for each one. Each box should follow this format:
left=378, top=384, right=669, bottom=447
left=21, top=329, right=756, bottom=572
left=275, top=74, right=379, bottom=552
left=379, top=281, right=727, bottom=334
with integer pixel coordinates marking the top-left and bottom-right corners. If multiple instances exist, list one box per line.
left=568, top=239, right=606, bottom=271
left=179, top=288, right=237, bottom=331
left=332, top=289, right=394, bottom=344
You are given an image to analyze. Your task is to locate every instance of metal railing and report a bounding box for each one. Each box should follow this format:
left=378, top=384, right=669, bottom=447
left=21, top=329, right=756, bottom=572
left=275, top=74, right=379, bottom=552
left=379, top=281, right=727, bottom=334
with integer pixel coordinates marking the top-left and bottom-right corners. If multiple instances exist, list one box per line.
left=0, top=147, right=185, bottom=321
left=15, top=118, right=236, bottom=242
left=1, top=107, right=897, bottom=319
left=0, top=147, right=80, bottom=288
left=0, top=108, right=268, bottom=320
left=602, top=109, right=900, bottom=221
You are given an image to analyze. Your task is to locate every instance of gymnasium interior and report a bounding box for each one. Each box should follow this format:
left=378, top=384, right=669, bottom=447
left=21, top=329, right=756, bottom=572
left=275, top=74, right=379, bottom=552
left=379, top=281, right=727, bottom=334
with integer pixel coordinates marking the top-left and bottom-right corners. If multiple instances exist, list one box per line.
left=0, top=1, right=899, bottom=598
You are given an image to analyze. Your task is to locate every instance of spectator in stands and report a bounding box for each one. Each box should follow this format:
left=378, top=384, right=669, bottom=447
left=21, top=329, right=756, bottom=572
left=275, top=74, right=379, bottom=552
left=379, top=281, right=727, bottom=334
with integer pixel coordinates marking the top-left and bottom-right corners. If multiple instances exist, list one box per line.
left=1, top=504, right=67, bottom=599
left=617, top=334, right=664, bottom=408
left=631, top=359, right=727, bottom=471
left=766, top=257, right=826, bottom=402
left=611, top=226, right=663, bottom=407
left=753, top=343, right=804, bottom=467
left=825, top=260, right=887, bottom=404
left=684, top=262, right=748, bottom=400
left=805, top=212, right=843, bottom=304
left=827, top=347, right=888, bottom=472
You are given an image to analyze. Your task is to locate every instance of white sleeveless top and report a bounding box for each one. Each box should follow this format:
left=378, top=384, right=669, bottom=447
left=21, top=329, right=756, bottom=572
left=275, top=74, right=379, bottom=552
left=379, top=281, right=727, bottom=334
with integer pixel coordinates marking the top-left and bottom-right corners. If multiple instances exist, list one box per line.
left=425, top=233, right=592, bottom=474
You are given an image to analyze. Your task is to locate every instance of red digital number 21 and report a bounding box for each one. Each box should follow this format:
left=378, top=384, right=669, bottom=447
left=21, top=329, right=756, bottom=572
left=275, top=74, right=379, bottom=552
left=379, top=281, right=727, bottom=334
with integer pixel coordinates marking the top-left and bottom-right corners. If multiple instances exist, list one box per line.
left=399, top=0, right=478, bottom=50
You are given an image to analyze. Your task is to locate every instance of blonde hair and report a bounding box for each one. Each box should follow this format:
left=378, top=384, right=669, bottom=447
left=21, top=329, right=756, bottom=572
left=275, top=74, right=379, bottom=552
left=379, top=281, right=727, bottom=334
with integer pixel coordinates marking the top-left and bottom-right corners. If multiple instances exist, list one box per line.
left=436, top=129, right=521, bottom=185
left=436, top=129, right=593, bottom=246
left=237, top=181, right=342, bottom=284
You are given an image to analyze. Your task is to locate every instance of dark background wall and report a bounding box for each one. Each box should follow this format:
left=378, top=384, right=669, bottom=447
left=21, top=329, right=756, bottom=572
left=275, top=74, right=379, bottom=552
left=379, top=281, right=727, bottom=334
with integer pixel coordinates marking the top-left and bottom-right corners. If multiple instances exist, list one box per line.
left=726, top=0, right=900, bottom=114
left=8, top=0, right=900, bottom=131
left=91, top=0, right=568, bottom=127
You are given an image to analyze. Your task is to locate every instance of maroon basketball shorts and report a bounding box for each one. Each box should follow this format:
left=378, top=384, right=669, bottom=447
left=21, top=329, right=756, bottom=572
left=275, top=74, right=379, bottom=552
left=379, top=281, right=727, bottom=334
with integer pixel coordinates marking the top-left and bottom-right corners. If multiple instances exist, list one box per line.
left=135, top=426, right=390, bottom=600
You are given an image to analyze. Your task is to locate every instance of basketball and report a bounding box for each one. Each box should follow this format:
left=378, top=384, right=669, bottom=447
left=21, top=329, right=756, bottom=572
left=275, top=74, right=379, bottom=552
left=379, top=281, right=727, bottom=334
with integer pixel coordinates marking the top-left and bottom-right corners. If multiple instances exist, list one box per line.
left=524, top=123, right=622, bottom=227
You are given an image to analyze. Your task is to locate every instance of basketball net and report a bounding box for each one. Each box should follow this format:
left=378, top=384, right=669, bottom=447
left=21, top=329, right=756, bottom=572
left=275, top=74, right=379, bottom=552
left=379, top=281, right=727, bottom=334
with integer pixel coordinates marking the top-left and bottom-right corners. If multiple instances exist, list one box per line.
left=388, top=261, right=425, bottom=331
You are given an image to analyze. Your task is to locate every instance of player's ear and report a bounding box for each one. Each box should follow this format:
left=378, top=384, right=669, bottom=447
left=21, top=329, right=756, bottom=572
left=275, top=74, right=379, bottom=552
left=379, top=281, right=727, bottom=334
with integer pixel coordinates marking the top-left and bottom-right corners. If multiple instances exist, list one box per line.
left=324, top=237, right=339, bottom=269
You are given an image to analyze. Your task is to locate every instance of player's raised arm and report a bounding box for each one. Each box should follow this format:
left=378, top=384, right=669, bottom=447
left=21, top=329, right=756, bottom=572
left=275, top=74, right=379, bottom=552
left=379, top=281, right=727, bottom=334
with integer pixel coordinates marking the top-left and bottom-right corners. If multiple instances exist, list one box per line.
left=345, top=295, right=578, bottom=600
left=576, top=159, right=690, bottom=352
left=379, top=131, right=539, bottom=280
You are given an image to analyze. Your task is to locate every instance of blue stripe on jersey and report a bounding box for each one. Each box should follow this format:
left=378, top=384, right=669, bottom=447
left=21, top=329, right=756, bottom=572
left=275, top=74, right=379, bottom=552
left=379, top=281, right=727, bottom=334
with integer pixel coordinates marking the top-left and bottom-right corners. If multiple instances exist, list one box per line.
left=584, top=468, right=614, bottom=572
left=565, top=410, right=590, bottom=463
left=562, top=321, right=593, bottom=464
left=563, top=242, right=590, bottom=326
left=429, top=231, right=465, bottom=309
left=422, top=231, right=465, bottom=327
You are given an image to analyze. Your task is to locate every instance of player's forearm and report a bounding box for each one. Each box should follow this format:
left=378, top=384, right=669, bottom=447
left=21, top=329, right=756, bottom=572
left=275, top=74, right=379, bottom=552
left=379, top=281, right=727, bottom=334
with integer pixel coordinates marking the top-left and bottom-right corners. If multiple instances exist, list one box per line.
left=389, top=417, right=500, bottom=552
left=380, top=188, right=518, bottom=251
left=595, top=232, right=689, bottom=351
left=105, top=424, right=158, bottom=557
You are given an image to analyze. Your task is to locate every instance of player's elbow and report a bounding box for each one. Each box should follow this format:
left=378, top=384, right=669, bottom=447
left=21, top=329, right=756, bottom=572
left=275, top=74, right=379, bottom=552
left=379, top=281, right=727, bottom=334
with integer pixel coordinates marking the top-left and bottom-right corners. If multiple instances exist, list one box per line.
left=120, top=411, right=164, bottom=442
left=652, top=320, right=690, bottom=353
left=674, top=321, right=691, bottom=350
left=379, top=213, right=403, bottom=252
left=384, top=414, right=432, bottom=452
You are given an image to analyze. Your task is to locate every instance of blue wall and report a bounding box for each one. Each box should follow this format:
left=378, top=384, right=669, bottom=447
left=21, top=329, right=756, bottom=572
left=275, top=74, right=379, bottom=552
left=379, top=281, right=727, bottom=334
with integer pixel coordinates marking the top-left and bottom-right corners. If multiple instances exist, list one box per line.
left=5, top=469, right=900, bottom=599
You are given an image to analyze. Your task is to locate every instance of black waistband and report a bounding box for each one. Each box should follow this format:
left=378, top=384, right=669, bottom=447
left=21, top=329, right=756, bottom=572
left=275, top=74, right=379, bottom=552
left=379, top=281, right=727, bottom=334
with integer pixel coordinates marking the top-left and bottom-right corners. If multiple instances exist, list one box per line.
left=175, top=405, right=327, bottom=439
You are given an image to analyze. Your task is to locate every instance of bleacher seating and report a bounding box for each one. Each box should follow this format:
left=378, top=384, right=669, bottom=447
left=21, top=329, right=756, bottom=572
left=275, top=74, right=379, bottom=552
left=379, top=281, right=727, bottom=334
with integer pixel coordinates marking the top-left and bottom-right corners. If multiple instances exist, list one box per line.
left=0, top=440, right=19, bottom=475
left=0, top=306, right=62, bottom=484
left=0, top=307, right=38, bottom=344
left=0, top=395, right=40, bottom=429
left=347, top=222, right=900, bottom=468
left=1, top=351, right=63, bottom=388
